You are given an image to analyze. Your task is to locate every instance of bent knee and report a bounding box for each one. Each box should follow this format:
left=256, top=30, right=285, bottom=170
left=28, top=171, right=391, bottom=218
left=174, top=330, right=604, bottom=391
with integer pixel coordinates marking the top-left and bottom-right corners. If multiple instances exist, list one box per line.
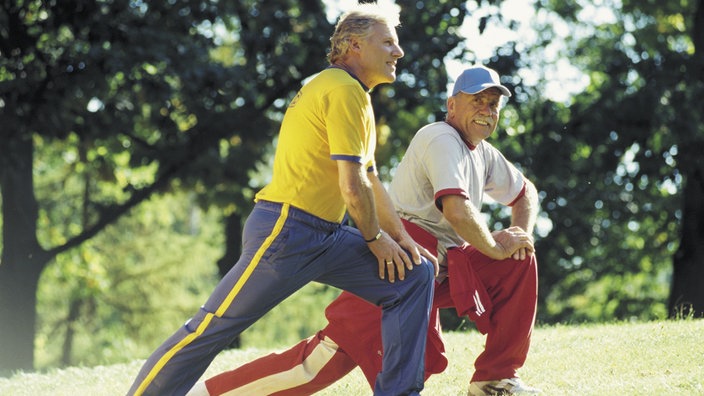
left=412, top=257, right=435, bottom=283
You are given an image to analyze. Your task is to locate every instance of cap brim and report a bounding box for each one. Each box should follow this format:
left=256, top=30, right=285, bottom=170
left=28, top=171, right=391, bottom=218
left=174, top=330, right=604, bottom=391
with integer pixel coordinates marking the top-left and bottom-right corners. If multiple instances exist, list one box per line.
left=458, top=83, right=512, bottom=97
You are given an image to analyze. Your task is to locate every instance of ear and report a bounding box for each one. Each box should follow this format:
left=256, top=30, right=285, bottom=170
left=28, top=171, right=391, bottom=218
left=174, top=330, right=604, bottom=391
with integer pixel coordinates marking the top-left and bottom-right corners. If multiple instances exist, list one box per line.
left=446, top=96, right=455, bottom=115
left=349, top=37, right=362, bottom=54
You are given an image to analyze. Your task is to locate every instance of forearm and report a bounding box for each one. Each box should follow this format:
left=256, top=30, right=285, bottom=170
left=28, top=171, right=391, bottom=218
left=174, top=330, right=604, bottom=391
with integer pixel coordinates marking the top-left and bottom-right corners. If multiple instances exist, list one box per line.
left=443, top=194, right=536, bottom=260
left=339, top=164, right=380, bottom=241
left=369, top=173, right=407, bottom=240
left=453, top=208, right=501, bottom=257
left=511, top=180, right=539, bottom=234
left=443, top=196, right=503, bottom=258
left=338, top=162, right=433, bottom=281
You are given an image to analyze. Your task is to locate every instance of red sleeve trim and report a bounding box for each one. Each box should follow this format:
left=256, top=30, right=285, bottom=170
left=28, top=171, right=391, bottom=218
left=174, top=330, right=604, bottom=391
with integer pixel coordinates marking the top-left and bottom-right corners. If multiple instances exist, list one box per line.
left=507, top=181, right=527, bottom=207
left=434, top=188, right=469, bottom=211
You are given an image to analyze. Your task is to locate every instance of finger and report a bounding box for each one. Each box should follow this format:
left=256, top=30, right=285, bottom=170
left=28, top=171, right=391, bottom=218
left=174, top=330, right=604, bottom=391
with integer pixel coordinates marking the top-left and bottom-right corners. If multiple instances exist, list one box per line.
left=393, top=259, right=405, bottom=281
left=386, top=259, right=396, bottom=283
left=408, top=244, right=422, bottom=265
left=378, top=261, right=386, bottom=280
left=519, top=238, right=533, bottom=251
left=417, top=244, right=438, bottom=267
left=526, top=247, right=535, bottom=257
left=400, top=249, right=414, bottom=271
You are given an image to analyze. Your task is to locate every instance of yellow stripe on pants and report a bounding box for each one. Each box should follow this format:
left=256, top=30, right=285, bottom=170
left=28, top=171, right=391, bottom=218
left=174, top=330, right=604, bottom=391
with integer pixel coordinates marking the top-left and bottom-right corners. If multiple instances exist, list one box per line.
left=133, top=203, right=291, bottom=396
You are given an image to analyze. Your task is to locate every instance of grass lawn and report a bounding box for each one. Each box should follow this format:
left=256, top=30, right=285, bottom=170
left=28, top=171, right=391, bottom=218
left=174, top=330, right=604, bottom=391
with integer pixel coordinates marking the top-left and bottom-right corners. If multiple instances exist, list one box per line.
left=1, top=319, right=702, bottom=395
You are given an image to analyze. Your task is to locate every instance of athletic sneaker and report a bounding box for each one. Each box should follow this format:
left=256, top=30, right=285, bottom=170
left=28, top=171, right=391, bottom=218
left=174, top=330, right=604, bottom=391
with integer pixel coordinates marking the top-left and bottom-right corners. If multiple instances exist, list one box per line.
left=468, top=378, right=541, bottom=395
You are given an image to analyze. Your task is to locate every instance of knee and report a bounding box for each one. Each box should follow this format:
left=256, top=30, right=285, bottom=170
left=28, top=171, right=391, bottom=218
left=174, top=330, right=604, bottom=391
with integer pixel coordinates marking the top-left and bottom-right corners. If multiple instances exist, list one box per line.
left=399, top=258, right=434, bottom=298
left=417, top=256, right=435, bottom=283
left=400, top=249, right=435, bottom=282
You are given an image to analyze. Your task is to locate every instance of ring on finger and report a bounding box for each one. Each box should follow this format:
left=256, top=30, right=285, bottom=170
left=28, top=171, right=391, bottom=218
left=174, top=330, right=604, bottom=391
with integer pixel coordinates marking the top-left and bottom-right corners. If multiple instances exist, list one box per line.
left=385, top=259, right=393, bottom=264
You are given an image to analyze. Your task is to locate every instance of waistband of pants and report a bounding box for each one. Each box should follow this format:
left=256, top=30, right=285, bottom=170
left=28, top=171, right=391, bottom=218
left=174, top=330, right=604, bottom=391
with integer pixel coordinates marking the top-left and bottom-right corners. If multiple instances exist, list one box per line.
left=255, top=200, right=341, bottom=232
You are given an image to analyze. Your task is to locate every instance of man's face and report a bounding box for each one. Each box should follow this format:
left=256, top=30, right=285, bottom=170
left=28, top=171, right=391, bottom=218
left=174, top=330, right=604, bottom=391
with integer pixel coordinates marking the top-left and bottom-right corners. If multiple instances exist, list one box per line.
left=447, top=88, right=502, bottom=146
left=355, top=22, right=404, bottom=88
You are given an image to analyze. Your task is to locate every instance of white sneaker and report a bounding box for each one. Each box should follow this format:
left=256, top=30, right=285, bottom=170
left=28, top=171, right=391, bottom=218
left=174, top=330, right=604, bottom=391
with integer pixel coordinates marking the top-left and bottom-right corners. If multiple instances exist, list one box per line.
left=468, top=378, right=541, bottom=395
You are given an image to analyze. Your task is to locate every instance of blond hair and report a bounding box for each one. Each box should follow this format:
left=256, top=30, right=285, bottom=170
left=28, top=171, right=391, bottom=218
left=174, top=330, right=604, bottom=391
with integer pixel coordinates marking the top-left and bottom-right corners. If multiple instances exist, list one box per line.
left=327, top=3, right=401, bottom=65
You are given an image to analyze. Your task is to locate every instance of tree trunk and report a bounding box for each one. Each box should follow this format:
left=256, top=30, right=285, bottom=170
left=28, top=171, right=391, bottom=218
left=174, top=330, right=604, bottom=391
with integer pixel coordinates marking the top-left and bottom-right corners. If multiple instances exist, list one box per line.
left=0, top=134, right=50, bottom=375
left=216, top=212, right=243, bottom=349
left=669, top=165, right=704, bottom=318
left=61, top=299, right=82, bottom=367
left=668, top=0, right=704, bottom=318
left=216, top=212, right=243, bottom=279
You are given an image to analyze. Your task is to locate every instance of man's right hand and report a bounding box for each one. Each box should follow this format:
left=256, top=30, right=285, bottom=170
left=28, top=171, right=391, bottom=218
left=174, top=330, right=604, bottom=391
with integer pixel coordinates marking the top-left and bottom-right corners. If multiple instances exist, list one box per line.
left=492, top=226, right=534, bottom=260
left=367, top=230, right=440, bottom=283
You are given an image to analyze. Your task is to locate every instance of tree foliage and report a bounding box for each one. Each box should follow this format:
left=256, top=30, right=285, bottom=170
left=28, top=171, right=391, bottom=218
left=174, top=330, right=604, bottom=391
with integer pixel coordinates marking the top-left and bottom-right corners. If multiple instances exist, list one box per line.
left=0, top=0, right=330, bottom=373
left=35, top=189, right=223, bottom=368
left=0, top=0, right=469, bottom=373
left=487, top=0, right=704, bottom=322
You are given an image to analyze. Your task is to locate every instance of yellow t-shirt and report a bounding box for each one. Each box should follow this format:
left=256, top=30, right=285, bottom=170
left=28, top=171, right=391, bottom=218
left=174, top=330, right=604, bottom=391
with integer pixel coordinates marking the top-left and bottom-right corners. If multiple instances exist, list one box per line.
left=255, top=68, right=377, bottom=223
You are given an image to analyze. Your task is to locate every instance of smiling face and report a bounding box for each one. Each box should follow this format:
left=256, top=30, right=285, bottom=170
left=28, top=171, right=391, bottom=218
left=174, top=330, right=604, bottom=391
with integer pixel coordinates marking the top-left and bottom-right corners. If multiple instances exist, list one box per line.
left=349, top=22, right=404, bottom=89
left=446, top=88, right=503, bottom=146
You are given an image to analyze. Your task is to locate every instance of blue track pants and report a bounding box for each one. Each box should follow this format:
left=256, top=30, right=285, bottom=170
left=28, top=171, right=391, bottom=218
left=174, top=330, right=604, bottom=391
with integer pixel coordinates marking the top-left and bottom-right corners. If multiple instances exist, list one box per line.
left=128, top=200, right=435, bottom=396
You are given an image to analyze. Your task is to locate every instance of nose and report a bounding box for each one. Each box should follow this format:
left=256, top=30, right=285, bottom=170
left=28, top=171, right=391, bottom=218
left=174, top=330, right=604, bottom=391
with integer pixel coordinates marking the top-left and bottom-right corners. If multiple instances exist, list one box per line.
left=479, top=102, right=498, bottom=116
left=393, top=43, right=404, bottom=59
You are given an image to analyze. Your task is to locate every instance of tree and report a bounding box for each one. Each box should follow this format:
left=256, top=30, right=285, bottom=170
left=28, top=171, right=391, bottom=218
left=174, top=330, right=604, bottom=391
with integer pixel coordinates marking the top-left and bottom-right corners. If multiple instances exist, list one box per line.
left=0, top=0, right=331, bottom=374
left=487, top=0, right=704, bottom=321
left=1, top=0, right=475, bottom=374
left=34, top=187, right=224, bottom=368
left=668, top=0, right=704, bottom=318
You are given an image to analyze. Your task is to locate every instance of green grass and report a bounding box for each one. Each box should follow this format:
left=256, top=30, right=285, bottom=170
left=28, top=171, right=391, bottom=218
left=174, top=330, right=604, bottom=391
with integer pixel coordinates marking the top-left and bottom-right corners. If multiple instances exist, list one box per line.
left=1, top=320, right=702, bottom=395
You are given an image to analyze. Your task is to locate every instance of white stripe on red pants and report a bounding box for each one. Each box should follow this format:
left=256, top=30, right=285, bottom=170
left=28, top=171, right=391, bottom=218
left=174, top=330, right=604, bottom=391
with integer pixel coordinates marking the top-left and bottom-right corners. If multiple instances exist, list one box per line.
left=189, top=331, right=354, bottom=396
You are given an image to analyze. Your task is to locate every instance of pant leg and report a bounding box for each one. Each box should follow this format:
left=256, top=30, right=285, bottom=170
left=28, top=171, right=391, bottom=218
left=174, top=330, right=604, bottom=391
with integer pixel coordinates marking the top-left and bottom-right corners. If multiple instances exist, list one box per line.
left=468, top=250, right=538, bottom=381
left=315, top=225, right=435, bottom=396
left=190, top=331, right=356, bottom=396
left=129, top=202, right=433, bottom=396
left=192, top=268, right=437, bottom=396
left=128, top=203, right=340, bottom=396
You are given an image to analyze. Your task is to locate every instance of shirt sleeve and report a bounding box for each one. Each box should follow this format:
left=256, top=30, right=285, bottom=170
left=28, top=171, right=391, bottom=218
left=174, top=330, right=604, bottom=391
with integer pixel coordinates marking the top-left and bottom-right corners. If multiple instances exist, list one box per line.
left=422, top=133, right=470, bottom=210
left=483, top=144, right=526, bottom=205
left=326, top=84, right=370, bottom=164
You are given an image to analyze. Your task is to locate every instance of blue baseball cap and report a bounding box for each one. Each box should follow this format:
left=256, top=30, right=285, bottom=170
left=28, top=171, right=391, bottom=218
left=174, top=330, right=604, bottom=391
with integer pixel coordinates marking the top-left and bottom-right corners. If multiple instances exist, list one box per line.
left=452, top=65, right=512, bottom=97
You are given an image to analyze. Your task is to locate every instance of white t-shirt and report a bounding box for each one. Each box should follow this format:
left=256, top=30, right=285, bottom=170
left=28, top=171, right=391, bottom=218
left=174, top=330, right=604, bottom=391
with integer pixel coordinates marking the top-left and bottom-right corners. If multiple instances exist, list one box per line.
left=389, top=121, right=526, bottom=263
